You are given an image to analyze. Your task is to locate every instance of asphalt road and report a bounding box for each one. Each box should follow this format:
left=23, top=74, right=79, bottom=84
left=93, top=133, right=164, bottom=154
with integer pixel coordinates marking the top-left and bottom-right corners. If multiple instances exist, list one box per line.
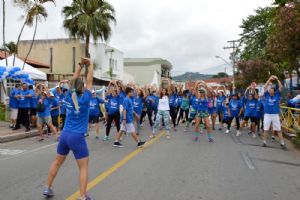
left=1, top=123, right=300, bottom=200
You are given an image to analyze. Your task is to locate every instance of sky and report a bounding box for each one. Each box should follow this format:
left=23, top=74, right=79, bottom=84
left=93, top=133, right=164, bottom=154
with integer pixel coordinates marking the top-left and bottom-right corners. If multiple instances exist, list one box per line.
left=0, top=0, right=273, bottom=75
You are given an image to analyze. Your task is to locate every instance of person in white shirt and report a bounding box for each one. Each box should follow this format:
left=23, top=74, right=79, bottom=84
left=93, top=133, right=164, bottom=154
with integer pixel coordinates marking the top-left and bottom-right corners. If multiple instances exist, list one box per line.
left=151, top=88, right=171, bottom=139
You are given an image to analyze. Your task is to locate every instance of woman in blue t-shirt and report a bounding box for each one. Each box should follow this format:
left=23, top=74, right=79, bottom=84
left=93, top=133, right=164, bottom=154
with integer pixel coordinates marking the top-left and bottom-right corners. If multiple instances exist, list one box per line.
left=216, top=86, right=226, bottom=130
left=44, top=58, right=94, bottom=200
left=194, top=81, right=214, bottom=142
left=88, top=91, right=104, bottom=139
left=133, top=88, right=145, bottom=135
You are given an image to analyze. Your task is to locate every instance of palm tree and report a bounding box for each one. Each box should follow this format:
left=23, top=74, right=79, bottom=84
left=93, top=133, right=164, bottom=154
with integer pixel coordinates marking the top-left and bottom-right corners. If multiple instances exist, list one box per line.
left=2, top=0, right=8, bottom=65
left=62, top=0, right=116, bottom=57
left=14, top=0, right=55, bottom=68
left=1, top=41, right=18, bottom=54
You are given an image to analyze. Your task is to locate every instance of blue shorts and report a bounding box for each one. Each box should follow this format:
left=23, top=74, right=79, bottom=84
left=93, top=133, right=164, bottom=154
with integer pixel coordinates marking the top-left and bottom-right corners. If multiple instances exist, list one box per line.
left=208, top=107, right=216, bottom=115
left=57, top=131, right=89, bottom=160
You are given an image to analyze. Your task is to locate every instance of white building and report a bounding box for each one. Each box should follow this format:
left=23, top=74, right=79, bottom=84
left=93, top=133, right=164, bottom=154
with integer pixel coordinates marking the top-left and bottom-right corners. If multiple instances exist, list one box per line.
left=124, top=58, right=173, bottom=86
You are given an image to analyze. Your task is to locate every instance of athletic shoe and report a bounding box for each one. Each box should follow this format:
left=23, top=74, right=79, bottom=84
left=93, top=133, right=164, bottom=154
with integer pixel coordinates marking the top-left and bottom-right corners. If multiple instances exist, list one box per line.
left=95, top=136, right=99, bottom=140
left=173, top=128, right=177, bottom=132
left=200, top=130, right=204, bottom=135
left=137, top=141, right=146, bottom=148
left=37, top=137, right=44, bottom=142
left=77, top=196, right=94, bottom=200
left=248, top=131, right=252, bottom=135
left=271, top=136, right=276, bottom=143
left=208, top=138, right=214, bottom=143
left=43, top=187, right=54, bottom=197
left=9, top=124, right=14, bottom=129
left=25, top=128, right=31, bottom=132
left=102, top=136, right=110, bottom=141
left=84, top=133, right=89, bottom=137
left=12, top=127, right=20, bottom=131
left=225, top=129, right=230, bottom=134
left=280, top=144, right=287, bottom=150
left=113, top=141, right=124, bottom=148
left=166, top=135, right=171, bottom=140
left=194, top=136, right=199, bottom=142
left=262, top=143, right=267, bottom=147
left=252, top=133, right=257, bottom=138
left=236, top=131, right=241, bottom=137
left=218, top=127, right=222, bottom=131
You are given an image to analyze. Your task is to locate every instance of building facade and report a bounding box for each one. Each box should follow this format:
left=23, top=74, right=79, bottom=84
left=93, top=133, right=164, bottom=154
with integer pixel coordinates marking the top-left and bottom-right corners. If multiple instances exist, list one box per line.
left=18, top=39, right=124, bottom=84
left=124, top=58, right=172, bottom=86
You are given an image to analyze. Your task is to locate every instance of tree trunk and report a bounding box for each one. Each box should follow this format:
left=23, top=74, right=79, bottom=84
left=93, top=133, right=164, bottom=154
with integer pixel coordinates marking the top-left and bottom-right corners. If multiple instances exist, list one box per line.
left=13, top=20, right=27, bottom=65
left=22, top=16, right=38, bottom=70
left=85, top=33, right=90, bottom=57
left=2, top=0, right=7, bottom=65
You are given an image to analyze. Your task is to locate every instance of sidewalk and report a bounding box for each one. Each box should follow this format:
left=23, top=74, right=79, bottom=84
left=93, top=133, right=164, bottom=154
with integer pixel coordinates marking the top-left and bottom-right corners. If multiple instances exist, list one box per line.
left=0, top=121, right=39, bottom=143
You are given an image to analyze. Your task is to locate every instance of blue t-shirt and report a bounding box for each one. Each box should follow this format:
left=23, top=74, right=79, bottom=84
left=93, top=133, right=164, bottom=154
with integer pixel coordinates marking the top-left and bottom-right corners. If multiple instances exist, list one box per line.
left=216, top=96, right=225, bottom=110
left=176, top=96, right=183, bottom=107
left=146, top=95, right=158, bottom=109
left=223, top=107, right=230, bottom=119
left=89, top=97, right=104, bottom=116
left=263, top=91, right=281, bottom=114
left=30, top=90, right=37, bottom=109
left=190, top=95, right=198, bottom=111
left=63, top=90, right=92, bottom=135
left=169, top=93, right=177, bottom=108
left=118, top=91, right=126, bottom=105
left=122, top=97, right=134, bottom=123
left=255, top=100, right=264, bottom=118
left=244, top=99, right=257, bottom=117
left=9, top=88, right=19, bottom=109
left=60, top=95, right=67, bottom=115
left=133, top=96, right=144, bottom=115
left=229, top=99, right=243, bottom=117
left=197, top=98, right=209, bottom=112
left=17, top=89, right=31, bottom=108
left=107, top=96, right=120, bottom=115
left=181, top=97, right=190, bottom=110
left=50, top=98, right=60, bottom=117
left=37, top=97, right=51, bottom=117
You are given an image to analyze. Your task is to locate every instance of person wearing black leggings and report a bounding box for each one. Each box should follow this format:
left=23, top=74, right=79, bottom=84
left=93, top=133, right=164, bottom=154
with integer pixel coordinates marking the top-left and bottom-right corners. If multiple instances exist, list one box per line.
left=168, top=85, right=178, bottom=131
left=104, top=89, right=121, bottom=141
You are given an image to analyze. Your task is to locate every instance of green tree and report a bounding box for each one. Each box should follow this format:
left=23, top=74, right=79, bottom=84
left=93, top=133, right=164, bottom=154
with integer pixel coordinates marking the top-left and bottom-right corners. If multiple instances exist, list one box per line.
left=1, top=41, right=17, bottom=54
left=239, top=7, right=274, bottom=60
left=14, top=0, right=55, bottom=68
left=62, top=0, right=116, bottom=57
left=212, top=72, right=229, bottom=79
left=267, top=2, right=300, bottom=84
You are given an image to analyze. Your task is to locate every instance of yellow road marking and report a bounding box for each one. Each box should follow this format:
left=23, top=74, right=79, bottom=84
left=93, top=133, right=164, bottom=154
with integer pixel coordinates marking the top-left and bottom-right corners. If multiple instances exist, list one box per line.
left=66, top=132, right=165, bottom=200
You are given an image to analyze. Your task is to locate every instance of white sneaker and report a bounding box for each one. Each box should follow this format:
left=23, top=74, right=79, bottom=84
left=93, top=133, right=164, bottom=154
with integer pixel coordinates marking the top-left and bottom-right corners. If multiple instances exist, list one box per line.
left=236, top=131, right=241, bottom=137
left=252, top=133, right=257, bottom=138
left=225, top=129, right=230, bottom=134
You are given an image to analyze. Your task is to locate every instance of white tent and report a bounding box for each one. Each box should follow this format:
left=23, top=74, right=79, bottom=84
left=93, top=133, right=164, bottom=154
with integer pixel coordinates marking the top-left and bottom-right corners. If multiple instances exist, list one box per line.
left=0, top=55, right=47, bottom=80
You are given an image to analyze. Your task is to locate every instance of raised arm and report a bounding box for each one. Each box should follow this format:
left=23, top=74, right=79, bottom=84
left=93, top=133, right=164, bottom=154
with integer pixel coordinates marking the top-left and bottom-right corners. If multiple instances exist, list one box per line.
left=274, top=75, right=283, bottom=92
left=264, top=76, right=274, bottom=94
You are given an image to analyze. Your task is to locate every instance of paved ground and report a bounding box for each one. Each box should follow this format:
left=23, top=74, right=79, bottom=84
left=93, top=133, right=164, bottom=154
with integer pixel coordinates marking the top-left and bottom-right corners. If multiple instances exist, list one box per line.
left=1, top=123, right=300, bottom=200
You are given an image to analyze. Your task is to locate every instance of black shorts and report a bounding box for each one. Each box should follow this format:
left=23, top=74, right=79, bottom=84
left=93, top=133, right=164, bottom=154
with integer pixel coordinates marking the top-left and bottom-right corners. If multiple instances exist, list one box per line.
left=30, top=108, right=37, bottom=116
left=244, top=116, right=257, bottom=124
left=89, top=115, right=100, bottom=124
left=51, top=115, right=59, bottom=127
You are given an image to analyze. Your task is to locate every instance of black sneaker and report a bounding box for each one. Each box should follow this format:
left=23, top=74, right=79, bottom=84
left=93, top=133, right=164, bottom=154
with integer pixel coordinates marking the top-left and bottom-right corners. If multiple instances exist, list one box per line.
left=12, top=127, right=20, bottom=131
left=280, top=144, right=287, bottom=150
left=113, top=141, right=124, bottom=148
left=262, top=143, right=267, bottom=147
left=25, top=128, right=31, bottom=132
left=137, top=141, right=146, bottom=148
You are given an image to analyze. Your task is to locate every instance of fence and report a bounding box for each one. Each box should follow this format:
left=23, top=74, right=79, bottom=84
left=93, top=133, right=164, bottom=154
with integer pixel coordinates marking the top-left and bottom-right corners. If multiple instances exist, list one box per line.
left=280, top=106, right=300, bottom=137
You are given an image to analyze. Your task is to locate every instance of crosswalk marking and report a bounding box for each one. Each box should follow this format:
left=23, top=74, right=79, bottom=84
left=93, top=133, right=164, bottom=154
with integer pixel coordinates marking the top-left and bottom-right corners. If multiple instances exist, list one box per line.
left=0, top=149, right=26, bottom=156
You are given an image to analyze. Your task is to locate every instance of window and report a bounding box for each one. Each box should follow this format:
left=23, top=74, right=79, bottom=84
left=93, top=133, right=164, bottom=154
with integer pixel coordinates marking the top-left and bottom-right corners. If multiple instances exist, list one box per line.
left=49, top=48, right=53, bottom=73
left=72, top=47, right=76, bottom=72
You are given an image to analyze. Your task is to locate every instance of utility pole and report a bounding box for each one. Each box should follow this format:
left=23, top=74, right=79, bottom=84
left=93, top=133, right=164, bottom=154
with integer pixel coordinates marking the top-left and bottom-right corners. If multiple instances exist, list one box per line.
left=224, top=40, right=239, bottom=93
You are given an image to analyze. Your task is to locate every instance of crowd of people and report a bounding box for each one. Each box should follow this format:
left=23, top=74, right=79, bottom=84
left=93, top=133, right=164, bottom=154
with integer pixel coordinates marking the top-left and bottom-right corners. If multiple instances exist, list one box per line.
left=8, top=56, right=288, bottom=199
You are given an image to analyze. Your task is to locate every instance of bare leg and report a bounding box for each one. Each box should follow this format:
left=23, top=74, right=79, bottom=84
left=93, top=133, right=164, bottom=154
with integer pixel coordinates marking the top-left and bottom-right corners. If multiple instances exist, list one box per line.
left=37, top=123, right=44, bottom=138
left=95, top=122, right=100, bottom=137
left=76, top=157, right=89, bottom=199
left=47, top=123, right=59, bottom=139
left=47, top=154, right=67, bottom=188
left=131, top=132, right=139, bottom=142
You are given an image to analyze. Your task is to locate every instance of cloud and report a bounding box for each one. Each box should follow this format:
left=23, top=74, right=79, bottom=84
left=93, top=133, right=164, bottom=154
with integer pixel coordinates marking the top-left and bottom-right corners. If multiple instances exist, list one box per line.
left=1, top=0, right=273, bottom=75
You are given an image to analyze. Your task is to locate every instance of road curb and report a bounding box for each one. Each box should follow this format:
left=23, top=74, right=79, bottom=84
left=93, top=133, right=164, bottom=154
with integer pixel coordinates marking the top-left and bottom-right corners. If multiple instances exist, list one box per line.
left=0, top=130, right=39, bottom=143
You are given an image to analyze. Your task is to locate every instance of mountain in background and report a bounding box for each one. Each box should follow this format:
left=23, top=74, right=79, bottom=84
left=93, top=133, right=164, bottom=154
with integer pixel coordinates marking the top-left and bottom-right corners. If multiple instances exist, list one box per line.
left=172, top=72, right=214, bottom=82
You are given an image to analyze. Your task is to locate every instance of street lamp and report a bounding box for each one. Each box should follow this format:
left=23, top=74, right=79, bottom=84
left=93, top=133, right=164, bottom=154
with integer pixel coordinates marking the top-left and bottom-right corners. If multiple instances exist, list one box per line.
left=215, top=55, right=236, bottom=93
